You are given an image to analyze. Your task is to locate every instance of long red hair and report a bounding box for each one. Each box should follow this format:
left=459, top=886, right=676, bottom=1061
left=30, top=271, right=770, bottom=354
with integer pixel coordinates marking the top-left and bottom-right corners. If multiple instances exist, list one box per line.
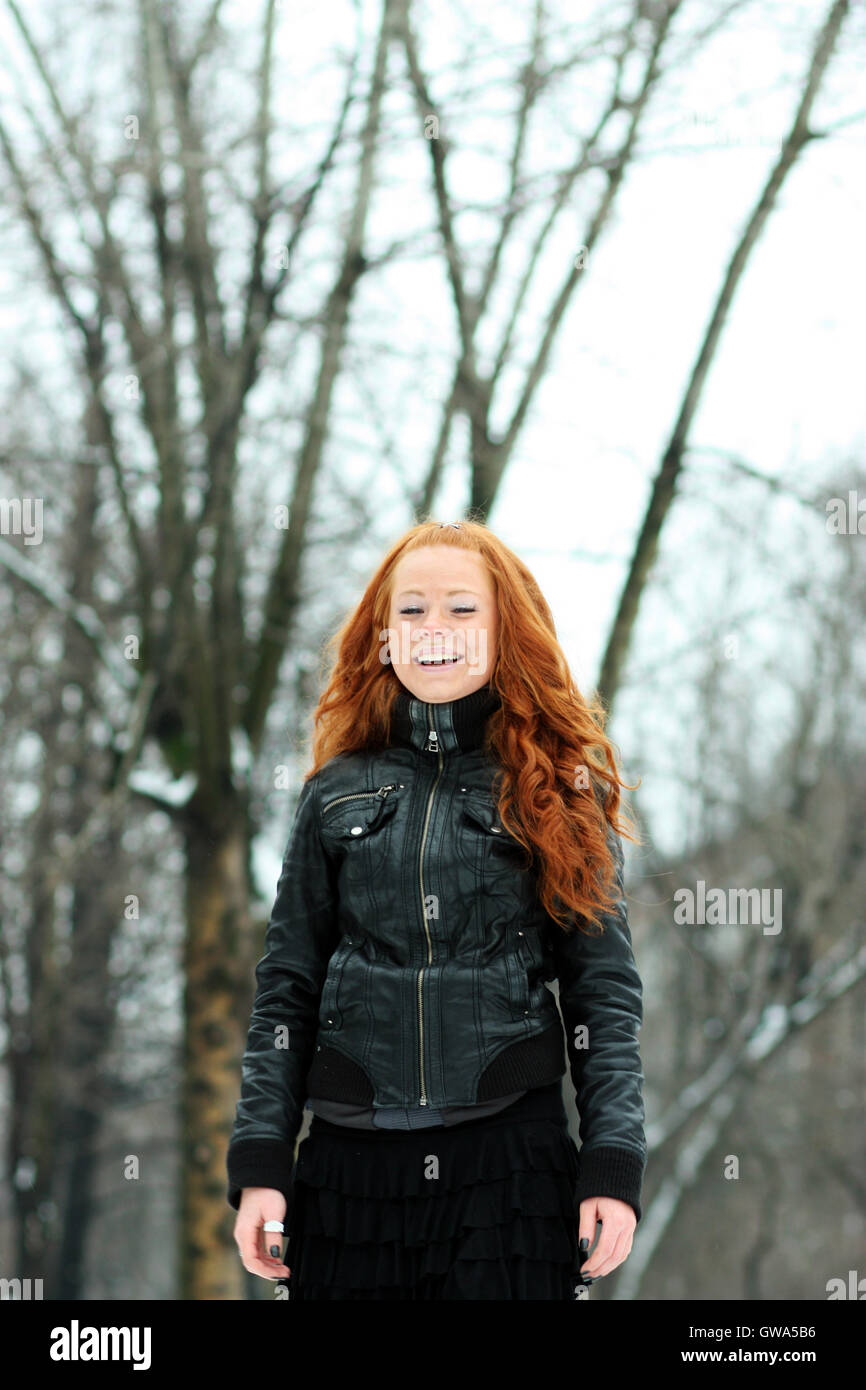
left=304, top=520, right=640, bottom=935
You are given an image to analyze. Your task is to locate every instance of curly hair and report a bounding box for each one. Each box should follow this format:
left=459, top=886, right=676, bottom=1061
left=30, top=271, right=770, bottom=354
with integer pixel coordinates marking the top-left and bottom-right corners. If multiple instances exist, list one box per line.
left=303, top=519, right=640, bottom=935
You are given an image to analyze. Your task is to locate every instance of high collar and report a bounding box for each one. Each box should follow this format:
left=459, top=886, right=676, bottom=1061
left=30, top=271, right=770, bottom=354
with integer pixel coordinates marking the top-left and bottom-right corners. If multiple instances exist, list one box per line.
left=389, top=680, right=501, bottom=754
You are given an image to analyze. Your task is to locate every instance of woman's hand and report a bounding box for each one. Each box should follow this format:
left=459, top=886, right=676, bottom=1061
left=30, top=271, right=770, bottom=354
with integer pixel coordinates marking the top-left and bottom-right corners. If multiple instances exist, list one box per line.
left=234, top=1188, right=290, bottom=1281
left=577, top=1196, right=636, bottom=1280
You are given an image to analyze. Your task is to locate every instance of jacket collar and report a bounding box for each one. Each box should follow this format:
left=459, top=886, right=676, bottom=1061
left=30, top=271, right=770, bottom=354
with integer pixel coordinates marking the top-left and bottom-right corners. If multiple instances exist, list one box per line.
left=390, top=679, right=501, bottom=754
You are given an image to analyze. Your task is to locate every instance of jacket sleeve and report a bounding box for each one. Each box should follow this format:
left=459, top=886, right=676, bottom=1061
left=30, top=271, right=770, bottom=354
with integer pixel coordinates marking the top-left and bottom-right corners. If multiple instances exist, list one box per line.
left=550, top=826, right=647, bottom=1223
left=226, top=772, right=339, bottom=1212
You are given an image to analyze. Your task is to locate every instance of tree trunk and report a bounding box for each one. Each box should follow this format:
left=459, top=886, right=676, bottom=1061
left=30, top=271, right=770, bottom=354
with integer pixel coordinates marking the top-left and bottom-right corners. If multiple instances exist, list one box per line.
left=54, top=826, right=123, bottom=1300
left=179, top=796, right=254, bottom=1300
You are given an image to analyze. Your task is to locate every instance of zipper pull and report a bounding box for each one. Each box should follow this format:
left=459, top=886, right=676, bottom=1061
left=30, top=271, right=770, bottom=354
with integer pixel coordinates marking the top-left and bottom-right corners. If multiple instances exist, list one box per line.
left=424, top=728, right=439, bottom=753
left=376, top=783, right=397, bottom=798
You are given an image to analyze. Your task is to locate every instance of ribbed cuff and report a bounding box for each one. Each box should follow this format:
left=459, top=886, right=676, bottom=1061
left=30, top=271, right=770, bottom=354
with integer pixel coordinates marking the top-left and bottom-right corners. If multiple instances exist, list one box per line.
left=574, top=1144, right=645, bottom=1224
left=226, top=1137, right=296, bottom=1213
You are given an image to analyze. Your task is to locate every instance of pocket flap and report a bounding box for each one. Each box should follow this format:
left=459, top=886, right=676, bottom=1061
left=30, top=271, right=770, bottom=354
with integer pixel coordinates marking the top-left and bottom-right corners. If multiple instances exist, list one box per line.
left=321, top=784, right=403, bottom=838
left=461, top=792, right=507, bottom=836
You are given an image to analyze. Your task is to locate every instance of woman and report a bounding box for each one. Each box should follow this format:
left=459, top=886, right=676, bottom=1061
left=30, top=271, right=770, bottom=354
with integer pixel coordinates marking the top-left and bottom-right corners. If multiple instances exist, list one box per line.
left=227, top=519, right=646, bottom=1300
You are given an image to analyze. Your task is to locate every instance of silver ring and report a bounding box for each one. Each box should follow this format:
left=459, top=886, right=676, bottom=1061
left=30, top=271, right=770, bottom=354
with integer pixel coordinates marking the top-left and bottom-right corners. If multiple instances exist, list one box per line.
left=263, top=1220, right=285, bottom=1233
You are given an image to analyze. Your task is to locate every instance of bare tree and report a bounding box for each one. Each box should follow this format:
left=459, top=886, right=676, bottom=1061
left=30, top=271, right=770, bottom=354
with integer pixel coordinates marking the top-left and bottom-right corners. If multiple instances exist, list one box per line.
left=597, top=0, right=854, bottom=709
left=0, top=0, right=390, bottom=1298
left=397, top=0, right=690, bottom=521
left=614, top=469, right=866, bottom=1298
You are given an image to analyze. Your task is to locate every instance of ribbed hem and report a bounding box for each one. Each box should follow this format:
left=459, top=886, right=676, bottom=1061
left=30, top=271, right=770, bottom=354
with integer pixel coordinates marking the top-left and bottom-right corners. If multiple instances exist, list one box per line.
left=308, top=1028, right=566, bottom=1108
left=573, top=1144, right=645, bottom=1224
left=226, top=1137, right=295, bottom=1213
left=476, top=1025, right=565, bottom=1099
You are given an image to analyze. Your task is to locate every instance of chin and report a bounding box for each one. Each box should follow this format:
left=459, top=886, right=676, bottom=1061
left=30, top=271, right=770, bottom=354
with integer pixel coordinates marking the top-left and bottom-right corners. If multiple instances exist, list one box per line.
left=397, top=665, right=486, bottom=702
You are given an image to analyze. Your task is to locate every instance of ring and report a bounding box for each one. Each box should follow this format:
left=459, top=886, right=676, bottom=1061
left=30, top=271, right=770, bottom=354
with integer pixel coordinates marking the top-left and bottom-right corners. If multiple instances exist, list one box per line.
left=263, top=1220, right=285, bottom=1233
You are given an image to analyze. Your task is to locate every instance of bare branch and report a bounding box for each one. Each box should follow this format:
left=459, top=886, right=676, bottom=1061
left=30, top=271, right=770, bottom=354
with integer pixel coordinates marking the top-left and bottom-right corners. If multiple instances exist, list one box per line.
left=618, top=937, right=866, bottom=1298
left=243, top=0, right=395, bottom=753
left=596, top=0, right=853, bottom=709
left=35, top=671, right=162, bottom=904
left=397, top=0, right=476, bottom=354
left=0, top=536, right=136, bottom=693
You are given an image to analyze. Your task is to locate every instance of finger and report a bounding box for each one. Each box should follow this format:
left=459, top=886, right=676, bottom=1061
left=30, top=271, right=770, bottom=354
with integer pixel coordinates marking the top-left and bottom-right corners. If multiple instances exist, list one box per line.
left=236, top=1222, right=290, bottom=1281
left=577, top=1210, right=601, bottom=1265
left=255, top=1199, right=290, bottom=1281
left=260, top=1221, right=290, bottom=1277
left=579, top=1229, right=615, bottom=1278
left=583, top=1225, right=632, bottom=1279
left=579, top=1211, right=617, bottom=1277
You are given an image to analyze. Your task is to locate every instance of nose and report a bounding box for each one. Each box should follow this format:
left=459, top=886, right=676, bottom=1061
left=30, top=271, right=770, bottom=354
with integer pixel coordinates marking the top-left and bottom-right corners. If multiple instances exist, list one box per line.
left=415, top=615, right=453, bottom=639
left=412, top=602, right=452, bottom=633
left=410, top=611, right=457, bottom=659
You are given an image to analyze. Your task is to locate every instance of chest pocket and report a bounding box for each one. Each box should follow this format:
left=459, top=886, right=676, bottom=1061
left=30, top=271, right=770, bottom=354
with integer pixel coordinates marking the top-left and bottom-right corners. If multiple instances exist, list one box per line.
left=454, top=789, right=531, bottom=876
left=319, top=783, right=405, bottom=877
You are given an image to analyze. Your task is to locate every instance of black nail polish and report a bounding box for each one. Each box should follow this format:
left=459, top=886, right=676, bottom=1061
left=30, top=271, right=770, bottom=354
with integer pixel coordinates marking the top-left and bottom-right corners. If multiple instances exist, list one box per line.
left=269, top=1244, right=280, bottom=1257
left=579, top=1238, right=589, bottom=1252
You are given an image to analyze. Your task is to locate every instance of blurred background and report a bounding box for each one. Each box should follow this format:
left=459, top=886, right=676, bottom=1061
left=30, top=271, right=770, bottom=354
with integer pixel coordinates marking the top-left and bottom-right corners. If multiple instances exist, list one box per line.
left=0, top=0, right=864, bottom=1301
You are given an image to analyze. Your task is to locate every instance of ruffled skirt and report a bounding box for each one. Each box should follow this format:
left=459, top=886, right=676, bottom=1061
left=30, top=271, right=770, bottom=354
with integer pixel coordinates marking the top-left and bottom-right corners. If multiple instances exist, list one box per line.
left=282, top=1080, right=585, bottom=1300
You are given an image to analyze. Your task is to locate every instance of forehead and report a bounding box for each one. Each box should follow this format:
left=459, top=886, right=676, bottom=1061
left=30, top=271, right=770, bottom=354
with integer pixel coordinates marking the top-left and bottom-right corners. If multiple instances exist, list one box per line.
left=390, top=546, right=492, bottom=594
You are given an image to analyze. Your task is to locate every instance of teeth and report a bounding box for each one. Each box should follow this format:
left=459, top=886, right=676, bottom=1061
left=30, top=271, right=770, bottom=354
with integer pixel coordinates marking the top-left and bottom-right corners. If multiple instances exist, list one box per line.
left=419, top=654, right=460, bottom=665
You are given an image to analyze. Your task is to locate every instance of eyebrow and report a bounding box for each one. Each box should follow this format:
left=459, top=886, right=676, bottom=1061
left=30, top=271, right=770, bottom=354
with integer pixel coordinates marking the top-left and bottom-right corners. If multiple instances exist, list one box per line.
left=395, top=588, right=480, bottom=597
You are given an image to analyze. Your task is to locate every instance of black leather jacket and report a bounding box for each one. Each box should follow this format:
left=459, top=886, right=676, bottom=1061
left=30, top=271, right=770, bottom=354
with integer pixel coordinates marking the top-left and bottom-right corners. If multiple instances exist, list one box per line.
left=227, top=682, right=647, bottom=1220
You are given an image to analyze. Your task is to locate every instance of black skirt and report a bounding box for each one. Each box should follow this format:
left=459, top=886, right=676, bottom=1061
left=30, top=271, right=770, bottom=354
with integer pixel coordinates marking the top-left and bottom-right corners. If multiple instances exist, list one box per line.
left=282, top=1080, right=585, bottom=1300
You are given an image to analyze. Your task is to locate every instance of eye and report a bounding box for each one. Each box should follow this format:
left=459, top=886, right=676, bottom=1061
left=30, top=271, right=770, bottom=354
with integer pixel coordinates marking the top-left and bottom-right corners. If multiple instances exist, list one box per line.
left=396, top=604, right=477, bottom=614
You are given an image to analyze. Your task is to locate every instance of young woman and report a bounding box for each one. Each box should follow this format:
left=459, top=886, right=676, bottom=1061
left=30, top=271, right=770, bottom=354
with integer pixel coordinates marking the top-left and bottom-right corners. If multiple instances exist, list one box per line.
left=227, top=519, right=647, bottom=1300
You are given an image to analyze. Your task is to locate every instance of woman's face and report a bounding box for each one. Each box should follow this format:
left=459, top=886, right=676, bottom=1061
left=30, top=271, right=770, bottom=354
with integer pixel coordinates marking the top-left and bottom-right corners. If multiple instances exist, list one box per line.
left=384, top=545, right=498, bottom=703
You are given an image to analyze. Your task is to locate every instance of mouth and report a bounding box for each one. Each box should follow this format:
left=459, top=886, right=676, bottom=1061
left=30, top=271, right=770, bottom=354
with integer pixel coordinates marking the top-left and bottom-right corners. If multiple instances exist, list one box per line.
left=413, top=652, right=464, bottom=667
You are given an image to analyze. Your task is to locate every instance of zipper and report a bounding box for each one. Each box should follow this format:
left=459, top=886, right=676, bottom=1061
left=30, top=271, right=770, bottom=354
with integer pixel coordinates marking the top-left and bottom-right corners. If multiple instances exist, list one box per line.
left=321, top=783, right=399, bottom=816
left=417, top=705, right=443, bottom=1105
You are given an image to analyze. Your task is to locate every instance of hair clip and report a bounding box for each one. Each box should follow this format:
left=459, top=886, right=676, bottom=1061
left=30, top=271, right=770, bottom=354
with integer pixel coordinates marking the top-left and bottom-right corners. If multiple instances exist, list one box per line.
left=439, top=522, right=462, bottom=530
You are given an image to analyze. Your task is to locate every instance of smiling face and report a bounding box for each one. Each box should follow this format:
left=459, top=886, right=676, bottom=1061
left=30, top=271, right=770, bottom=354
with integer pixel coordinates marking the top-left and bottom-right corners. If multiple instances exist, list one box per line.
left=384, top=545, right=499, bottom=703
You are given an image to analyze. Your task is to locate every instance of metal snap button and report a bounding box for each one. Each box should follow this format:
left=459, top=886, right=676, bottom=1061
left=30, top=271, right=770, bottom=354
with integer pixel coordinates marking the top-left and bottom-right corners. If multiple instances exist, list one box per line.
left=350, top=826, right=363, bottom=835
left=491, top=825, right=501, bottom=833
